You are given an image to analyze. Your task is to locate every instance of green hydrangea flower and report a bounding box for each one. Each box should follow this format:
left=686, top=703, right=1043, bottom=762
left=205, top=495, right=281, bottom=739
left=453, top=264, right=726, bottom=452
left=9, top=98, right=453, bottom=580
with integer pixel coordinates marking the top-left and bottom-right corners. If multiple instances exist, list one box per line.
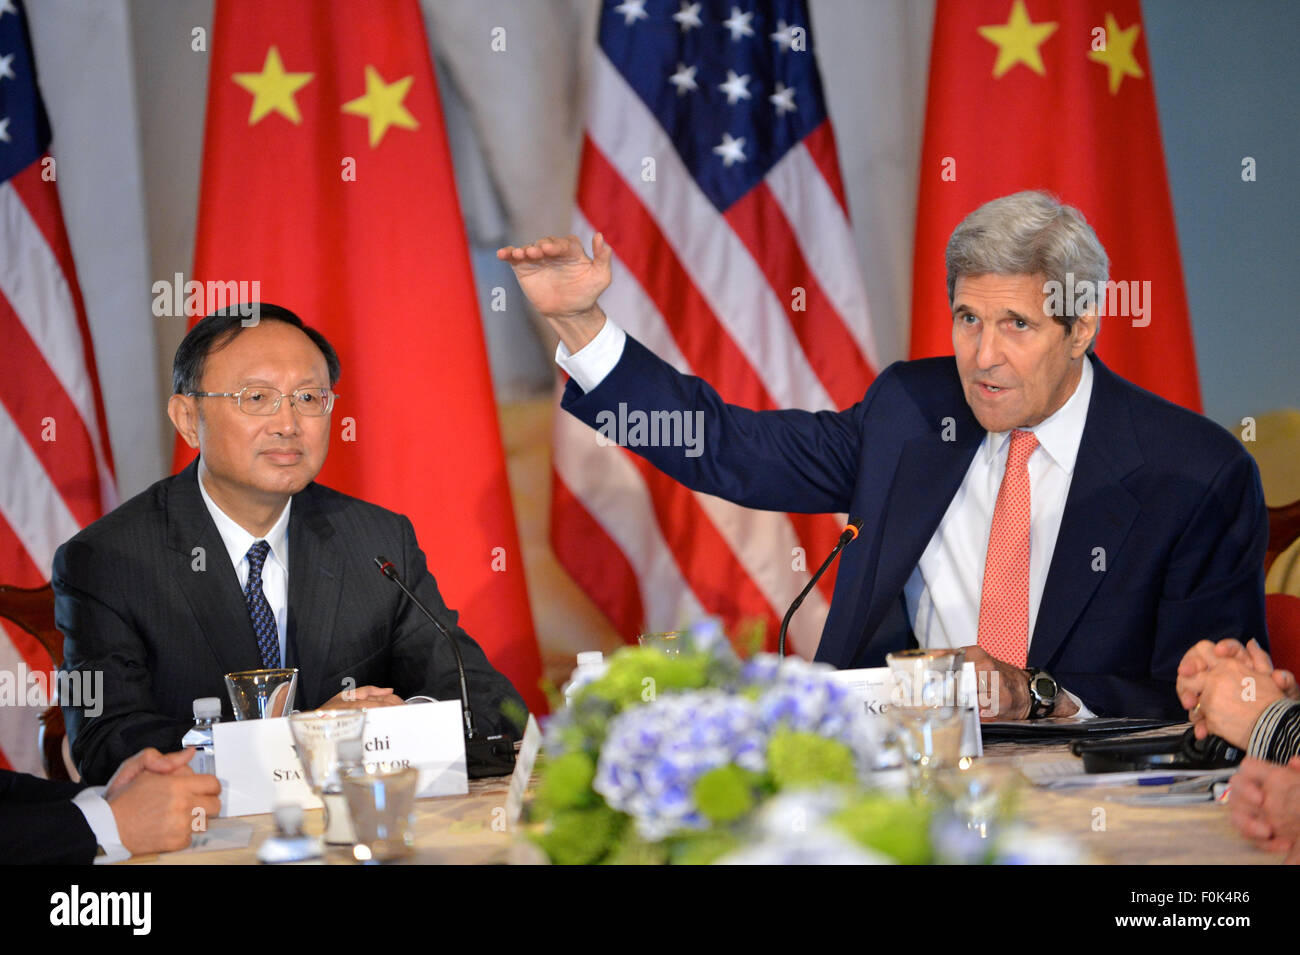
left=582, top=647, right=713, bottom=707
left=833, top=793, right=933, bottom=865
left=693, top=765, right=762, bottom=824
left=533, top=750, right=597, bottom=817
left=767, top=728, right=857, bottom=789
left=602, top=833, right=670, bottom=865
left=667, top=830, right=742, bottom=865
left=533, top=804, right=626, bottom=866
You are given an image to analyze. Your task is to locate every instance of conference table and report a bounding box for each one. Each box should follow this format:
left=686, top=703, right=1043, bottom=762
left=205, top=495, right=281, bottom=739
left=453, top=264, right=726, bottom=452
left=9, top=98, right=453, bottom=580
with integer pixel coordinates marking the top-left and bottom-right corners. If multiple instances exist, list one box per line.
left=124, top=725, right=1279, bottom=865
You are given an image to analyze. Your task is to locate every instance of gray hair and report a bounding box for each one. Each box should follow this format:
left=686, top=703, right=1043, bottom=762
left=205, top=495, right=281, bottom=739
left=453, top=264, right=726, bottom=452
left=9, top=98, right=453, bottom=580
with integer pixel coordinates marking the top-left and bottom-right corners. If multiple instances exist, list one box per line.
left=945, top=191, right=1108, bottom=350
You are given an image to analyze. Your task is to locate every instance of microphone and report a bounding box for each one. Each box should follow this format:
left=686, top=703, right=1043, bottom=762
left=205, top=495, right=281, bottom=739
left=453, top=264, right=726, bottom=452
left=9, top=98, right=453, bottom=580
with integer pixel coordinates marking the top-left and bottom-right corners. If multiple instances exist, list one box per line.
left=374, top=556, right=516, bottom=777
left=777, top=518, right=863, bottom=658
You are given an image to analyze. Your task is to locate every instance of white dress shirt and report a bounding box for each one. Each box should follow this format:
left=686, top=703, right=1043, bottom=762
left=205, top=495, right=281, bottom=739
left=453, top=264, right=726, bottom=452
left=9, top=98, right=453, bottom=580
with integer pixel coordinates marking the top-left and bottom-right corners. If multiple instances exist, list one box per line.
left=198, top=476, right=291, bottom=666
left=72, top=787, right=128, bottom=864
left=559, top=318, right=1096, bottom=715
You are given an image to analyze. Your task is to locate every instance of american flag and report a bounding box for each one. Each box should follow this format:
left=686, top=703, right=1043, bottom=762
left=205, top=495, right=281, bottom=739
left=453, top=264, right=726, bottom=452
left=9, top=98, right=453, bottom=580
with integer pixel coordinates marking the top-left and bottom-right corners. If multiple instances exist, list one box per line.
left=551, top=0, right=879, bottom=653
left=0, top=0, right=116, bottom=773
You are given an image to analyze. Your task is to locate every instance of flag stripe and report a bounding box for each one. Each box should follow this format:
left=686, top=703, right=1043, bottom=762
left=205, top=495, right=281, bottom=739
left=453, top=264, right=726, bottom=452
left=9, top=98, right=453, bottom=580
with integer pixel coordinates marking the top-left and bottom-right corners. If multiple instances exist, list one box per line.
left=550, top=471, right=646, bottom=640
left=0, top=300, right=103, bottom=529
left=578, top=136, right=775, bottom=410
left=585, top=49, right=834, bottom=410
left=552, top=403, right=706, bottom=629
left=7, top=163, right=117, bottom=490
left=800, top=120, right=850, bottom=217
left=0, top=182, right=114, bottom=512
left=766, top=137, right=880, bottom=372
left=0, top=398, right=82, bottom=576
left=724, top=181, right=873, bottom=410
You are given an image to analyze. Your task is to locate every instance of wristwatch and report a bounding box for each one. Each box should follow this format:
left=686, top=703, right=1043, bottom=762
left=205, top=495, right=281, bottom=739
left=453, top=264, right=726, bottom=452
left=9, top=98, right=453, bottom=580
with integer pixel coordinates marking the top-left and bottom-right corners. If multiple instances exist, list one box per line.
left=1025, top=668, right=1059, bottom=720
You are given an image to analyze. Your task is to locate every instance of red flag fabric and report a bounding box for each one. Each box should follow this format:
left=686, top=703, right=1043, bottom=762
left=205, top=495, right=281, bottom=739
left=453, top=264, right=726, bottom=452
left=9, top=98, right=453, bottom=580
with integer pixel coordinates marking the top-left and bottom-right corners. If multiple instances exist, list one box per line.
left=910, top=0, right=1201, bottom=411
left=1, top=0, right=118, bottom=773
left=181, top=0, right=544, bottom=713
left=551, top=2, right=881, bottom=657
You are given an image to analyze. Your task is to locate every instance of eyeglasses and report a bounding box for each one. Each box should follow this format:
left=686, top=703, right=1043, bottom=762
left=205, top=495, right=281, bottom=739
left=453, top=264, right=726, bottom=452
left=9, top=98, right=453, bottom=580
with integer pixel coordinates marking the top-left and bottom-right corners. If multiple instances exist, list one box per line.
left=187, top=386, right=338, bottom=416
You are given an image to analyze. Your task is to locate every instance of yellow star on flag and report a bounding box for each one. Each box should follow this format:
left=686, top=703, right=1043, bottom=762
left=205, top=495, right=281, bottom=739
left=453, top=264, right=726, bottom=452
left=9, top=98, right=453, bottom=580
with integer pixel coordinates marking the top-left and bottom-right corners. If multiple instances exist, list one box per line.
left=232, top=46, right=313, bottom=125
left=341, top=66, right=419, bottom=148
left=1088, top=13, right=1145, bottom=94
left=978, top=0, right=1059, bottom=78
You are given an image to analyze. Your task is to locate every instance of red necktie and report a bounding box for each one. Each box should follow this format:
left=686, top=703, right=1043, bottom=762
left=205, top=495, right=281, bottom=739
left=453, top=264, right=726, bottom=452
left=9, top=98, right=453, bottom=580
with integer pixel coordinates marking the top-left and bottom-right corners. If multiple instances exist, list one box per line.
left=976, top=429, right=1038, bottom=668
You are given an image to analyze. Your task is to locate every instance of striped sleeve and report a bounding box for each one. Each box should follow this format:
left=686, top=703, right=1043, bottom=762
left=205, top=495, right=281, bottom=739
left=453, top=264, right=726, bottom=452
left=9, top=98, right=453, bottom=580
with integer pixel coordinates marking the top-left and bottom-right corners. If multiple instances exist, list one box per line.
left=1247, top=699, right=1300, bottom=763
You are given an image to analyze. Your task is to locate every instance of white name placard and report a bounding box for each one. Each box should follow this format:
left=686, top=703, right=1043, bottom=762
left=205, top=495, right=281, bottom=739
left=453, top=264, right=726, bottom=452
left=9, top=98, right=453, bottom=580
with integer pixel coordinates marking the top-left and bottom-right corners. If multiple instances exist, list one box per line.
left=831, top=663, right=983, bottom=759
left=213, top=700, right=469, bottom=817
left=505, top=714, right=542, bottom=829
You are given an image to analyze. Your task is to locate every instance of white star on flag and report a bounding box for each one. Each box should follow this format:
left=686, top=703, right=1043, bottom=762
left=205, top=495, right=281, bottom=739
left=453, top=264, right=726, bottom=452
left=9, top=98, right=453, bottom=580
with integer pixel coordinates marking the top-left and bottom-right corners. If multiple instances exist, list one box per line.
left=614, top=0, right=649, bottom=27
left=0, top=53, right=14, bottom=81
left=673, top=1, right=703, bottom=33
left=769, top=81, right=797, bottom=115
left=718, top=70, right=752, bottom=105
left=770, top=20, right=798, bottom=52
left=723, top=7, right=755, bottom=42
left=0, top=117, right=10, bottom=143
left=713, top=131, right=747, bottom=166
left=0, top=0, right=17, bottom=18
left=669, top=62, right=699, bottom=96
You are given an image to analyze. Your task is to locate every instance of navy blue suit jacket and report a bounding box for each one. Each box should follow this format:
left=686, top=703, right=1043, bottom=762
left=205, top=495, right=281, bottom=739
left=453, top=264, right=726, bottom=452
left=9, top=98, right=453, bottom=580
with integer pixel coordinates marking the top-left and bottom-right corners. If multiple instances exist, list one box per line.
left=53, top=460, right=527, bottom=784
left=561, top=336, right=1268, bottom=719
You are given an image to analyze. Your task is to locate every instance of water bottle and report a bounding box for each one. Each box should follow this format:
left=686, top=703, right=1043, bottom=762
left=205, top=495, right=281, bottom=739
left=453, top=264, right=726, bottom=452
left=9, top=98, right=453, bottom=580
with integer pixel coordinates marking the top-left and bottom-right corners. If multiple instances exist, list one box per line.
left=562, top=651, right=607, bottom=705
left=181, top=697, right=221, bottom=775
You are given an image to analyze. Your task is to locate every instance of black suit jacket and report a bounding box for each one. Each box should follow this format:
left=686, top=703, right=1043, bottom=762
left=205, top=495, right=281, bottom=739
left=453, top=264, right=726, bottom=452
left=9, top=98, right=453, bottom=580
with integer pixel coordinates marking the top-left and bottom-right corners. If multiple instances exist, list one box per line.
left=54, top=461, right=527, bottom=784
left=0, top=770, right=96, bottom=864
left=562, top=338, right=1269, bottom=718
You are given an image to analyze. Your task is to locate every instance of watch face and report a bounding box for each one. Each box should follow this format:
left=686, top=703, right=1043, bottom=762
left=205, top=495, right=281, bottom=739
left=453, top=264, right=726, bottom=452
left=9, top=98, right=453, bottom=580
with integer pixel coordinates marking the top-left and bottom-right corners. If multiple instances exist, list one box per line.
left=1031, top=675, right=1056, bottom=699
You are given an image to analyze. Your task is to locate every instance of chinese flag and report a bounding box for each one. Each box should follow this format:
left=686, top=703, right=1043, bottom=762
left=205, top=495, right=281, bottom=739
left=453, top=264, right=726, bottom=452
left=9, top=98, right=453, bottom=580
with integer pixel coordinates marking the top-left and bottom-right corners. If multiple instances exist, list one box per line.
left=910, top=0, right=1201, bottom=411
left=181, top=0, right=545, bottom=713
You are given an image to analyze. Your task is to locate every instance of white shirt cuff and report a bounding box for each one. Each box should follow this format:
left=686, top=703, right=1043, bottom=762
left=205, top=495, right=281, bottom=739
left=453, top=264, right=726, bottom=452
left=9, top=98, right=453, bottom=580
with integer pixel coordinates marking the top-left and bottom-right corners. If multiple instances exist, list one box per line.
left=1062, top=688, right=1094, bottom=719
left=72, top=787, right=129, bottom=864
left=555, top=318, right=626, bottom=394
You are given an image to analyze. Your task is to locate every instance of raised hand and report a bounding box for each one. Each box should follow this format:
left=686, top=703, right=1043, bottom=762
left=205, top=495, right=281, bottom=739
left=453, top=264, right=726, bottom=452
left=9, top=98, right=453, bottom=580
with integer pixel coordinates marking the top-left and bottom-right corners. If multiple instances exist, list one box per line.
left=497, top=233, right=613, bottom=353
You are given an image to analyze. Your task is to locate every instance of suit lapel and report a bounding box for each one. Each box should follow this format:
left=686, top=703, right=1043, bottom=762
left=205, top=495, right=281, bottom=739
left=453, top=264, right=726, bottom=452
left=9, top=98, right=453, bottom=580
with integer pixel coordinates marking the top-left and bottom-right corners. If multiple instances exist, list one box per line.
left=165, top=460, right=263, bottom=676
left=1029, top=357, right=1143, bottom=667
left=867, top=414, right=984, bottom=632
left=286, top=485, right=344, bottom=708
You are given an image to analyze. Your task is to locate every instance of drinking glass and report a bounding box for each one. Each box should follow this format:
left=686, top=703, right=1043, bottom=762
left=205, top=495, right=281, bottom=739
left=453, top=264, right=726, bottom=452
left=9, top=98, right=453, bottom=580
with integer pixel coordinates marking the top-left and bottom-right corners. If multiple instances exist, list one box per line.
left=885, top=705, right=965, bottom=797
left=289, top=709, right=367, bottom=844
left=885, top=648, right=965, bottom=708
left=343, top=767, right=419, bottom=863
left=637, top=631, right=684, bottom=656
left=224, top=668, right=298, bottom=719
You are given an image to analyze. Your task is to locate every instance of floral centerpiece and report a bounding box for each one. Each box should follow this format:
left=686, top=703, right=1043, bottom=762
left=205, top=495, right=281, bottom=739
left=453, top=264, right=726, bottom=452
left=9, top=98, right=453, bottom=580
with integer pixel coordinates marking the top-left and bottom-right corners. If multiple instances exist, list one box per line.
left=528, top=621, right=938, bottom=865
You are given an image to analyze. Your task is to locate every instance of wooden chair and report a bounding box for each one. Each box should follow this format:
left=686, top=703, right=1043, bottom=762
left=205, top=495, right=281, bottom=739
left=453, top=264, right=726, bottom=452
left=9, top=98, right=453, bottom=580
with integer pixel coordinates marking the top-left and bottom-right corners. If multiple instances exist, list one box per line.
left=0, top=583, right=73, bottom=781
left=1266, top=500, right=1300, bottom=676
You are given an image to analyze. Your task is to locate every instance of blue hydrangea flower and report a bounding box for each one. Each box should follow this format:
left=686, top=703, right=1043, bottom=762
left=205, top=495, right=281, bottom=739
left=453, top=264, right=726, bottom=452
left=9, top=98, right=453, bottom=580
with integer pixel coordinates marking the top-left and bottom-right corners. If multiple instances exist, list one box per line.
left=593, top=690, right=766, bottom=841
left=743, top=654, right=877, bottom=770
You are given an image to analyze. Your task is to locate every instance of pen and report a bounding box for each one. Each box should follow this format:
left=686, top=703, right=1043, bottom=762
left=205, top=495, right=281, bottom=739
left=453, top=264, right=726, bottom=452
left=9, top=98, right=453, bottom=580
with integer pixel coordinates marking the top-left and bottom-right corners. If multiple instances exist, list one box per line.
left=1137, top=775, right=1180, bottom=786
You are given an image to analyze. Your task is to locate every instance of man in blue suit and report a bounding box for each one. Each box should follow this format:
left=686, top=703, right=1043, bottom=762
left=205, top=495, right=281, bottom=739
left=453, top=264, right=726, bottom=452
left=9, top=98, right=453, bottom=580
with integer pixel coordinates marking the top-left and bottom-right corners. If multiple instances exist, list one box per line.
left=501, top=192, right=1267, bottom=720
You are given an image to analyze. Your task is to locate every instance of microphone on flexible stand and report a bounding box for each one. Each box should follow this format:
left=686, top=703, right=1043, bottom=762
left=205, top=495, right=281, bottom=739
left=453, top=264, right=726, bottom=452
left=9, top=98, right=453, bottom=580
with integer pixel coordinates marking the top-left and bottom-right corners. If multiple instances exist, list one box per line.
left=374, top=556, right=516, bottom=777
left=777, top=518, right=863, bottom=658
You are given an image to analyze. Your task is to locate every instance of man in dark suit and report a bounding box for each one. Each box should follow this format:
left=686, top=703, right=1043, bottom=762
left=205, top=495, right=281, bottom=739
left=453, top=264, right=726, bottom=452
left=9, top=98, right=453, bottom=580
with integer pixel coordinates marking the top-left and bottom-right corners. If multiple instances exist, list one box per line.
left=499, top=191, right=1267, bottom=720
left=2, top=748, right=220, bottom=864
left=55, top=306, right=527, bottom=784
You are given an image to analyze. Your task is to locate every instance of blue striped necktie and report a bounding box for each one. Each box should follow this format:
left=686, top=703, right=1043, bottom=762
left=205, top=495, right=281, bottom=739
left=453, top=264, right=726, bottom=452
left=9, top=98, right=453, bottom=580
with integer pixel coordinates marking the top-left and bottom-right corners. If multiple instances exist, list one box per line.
left=244, top=540, right=279, bottom=669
